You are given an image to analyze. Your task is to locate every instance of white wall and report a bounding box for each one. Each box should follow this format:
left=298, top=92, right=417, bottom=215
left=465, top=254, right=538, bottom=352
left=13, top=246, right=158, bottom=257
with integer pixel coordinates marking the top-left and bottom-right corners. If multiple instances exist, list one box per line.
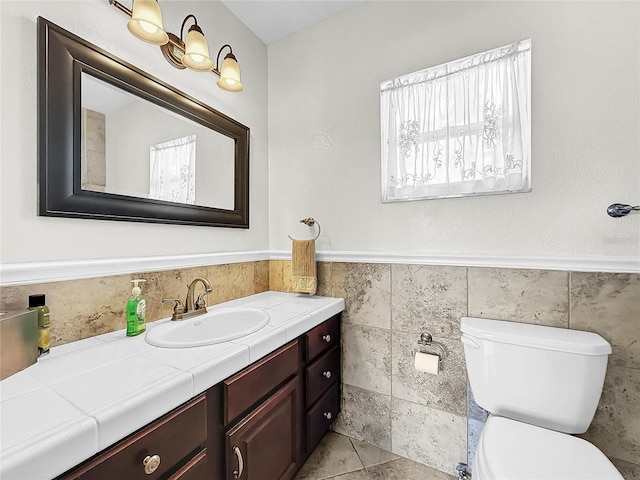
left=0, top=0, right=268, bottom=264
left=268, top=1, right=640, bottom=257
left=106, top=101, right=235, bottom=208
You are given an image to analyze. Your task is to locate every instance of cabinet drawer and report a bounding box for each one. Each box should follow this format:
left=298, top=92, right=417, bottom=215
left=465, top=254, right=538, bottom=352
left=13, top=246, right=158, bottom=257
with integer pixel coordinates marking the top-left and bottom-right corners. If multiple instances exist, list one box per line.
left=306, top=382, right=340, bottom=453
left=305, top=314, right=340, bottom=362
left=167, top=448, right=208, bottom=480
left=224, top=340, right=299, bottom=425
left=305, top=346, right=339, bottom=407
left=61, top=395, right=207, bottom=480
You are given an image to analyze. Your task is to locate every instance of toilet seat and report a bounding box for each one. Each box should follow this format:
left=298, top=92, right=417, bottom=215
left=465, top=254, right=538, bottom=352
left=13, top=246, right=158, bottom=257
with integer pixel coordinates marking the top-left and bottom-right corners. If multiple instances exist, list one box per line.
left=474, top=416, right=623, bottom=480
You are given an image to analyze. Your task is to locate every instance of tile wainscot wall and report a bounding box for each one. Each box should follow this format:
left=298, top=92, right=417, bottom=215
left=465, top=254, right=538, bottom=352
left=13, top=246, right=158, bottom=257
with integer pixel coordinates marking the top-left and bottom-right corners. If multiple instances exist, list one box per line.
left=1, top=259, right=637, bottom=479
left=271, top=261, right=640, bottom=479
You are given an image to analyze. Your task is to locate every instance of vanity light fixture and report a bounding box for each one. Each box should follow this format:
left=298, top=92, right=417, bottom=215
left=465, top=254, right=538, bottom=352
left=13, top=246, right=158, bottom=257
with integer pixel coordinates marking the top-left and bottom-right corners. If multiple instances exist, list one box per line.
left=109, top=0, right=244, bottom=92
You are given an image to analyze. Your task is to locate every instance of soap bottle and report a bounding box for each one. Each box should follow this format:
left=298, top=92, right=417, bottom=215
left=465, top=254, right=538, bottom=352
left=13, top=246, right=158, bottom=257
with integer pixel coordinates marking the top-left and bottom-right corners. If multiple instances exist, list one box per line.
left=126, top=279, right=147, bottom=337
left=28, top=294, right=50, bottom=356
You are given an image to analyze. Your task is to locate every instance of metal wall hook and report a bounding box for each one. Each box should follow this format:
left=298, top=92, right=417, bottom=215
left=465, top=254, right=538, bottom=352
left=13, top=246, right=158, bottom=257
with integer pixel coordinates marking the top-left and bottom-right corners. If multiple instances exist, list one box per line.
left=607, top=203, right=640, bottom=218
left=288, top=217, right=321, bottom=241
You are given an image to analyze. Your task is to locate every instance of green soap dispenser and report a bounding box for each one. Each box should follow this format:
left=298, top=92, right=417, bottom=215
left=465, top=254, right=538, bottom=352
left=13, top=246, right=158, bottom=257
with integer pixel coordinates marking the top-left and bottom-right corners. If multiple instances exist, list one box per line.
left=126, top=279, right=147, bottom=337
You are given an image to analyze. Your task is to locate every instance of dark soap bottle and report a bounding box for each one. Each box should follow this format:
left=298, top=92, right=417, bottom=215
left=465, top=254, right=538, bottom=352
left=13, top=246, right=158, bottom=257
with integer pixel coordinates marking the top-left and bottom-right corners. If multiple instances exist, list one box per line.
left=28, top=294, right=50, bottom=356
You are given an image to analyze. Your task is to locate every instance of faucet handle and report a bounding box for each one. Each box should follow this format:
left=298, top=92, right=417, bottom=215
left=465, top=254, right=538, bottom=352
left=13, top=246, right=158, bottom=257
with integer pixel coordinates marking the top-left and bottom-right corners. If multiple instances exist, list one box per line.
left=195, top=290, right=212, bottom=310
left=162, top=298, right=185, bottom=321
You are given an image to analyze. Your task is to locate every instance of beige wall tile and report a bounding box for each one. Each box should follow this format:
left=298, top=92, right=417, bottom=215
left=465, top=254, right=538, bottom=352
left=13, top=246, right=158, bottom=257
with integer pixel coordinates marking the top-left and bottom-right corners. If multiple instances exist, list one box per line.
left=254, top=260, right=270, bottom=293
left=391, top=332, right=467, bottom=416
left=207, top=262, right=255, bottom=304
left=330, top=263, right=391, bottom=329
left=316, top=261, right=333, bottom=296
left=391, top=265, right=467, bottom=339
left=571, top=272, right=640, bottom=369
left=342, top=323, right=391, bottom=395
left=0, top=262, right=269, bottom=347
left=582, top=365, right=640, bottom=466
left=269, top=259, right=293, bottom=293
left=391, top=397, right=467, bottom=475
left=468, top=268, right=569, bottom=327
left=2, top=273, right=137, bottom=346
left=332, top=384, right=392, bottom=451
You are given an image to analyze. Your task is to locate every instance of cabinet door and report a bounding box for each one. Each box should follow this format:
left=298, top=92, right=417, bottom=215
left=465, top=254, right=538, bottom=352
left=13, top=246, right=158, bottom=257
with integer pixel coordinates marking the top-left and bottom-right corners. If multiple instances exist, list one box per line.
left=226, top=377, right=302, bottom=480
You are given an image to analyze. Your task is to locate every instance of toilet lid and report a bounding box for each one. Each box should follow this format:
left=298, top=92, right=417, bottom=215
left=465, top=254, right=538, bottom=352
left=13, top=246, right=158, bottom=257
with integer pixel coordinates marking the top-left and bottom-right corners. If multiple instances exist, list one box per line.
left=475, top=416, right=623, bottom=480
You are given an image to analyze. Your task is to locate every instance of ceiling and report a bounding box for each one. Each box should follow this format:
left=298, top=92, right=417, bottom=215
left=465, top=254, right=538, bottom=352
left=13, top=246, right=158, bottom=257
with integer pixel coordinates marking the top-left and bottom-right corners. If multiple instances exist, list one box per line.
left=220, top=0, right=363, bottom=44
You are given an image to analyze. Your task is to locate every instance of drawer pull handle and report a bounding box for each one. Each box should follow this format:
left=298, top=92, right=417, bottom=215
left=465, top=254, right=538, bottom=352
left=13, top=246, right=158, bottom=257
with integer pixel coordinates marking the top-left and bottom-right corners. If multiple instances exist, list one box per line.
left=323, top=370, right=332, bottom=379
left=233, top=446, right=244, bottom=479
left=324, top=411, right=332, bottom=420
left=143, top=454, right=161, bottom=475
left=322, top=334, right=331, bottom=343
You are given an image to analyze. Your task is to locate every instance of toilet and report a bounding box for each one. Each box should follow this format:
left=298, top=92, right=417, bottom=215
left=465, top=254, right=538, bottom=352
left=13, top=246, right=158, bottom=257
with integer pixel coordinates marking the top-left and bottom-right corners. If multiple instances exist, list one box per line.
left=460, top=316, right=623, bottom=480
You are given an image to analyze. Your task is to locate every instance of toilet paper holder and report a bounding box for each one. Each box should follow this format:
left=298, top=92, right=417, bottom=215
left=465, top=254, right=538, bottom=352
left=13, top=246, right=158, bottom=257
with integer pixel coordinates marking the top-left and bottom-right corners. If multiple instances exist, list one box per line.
left=416, top=333, right=446, bottom=363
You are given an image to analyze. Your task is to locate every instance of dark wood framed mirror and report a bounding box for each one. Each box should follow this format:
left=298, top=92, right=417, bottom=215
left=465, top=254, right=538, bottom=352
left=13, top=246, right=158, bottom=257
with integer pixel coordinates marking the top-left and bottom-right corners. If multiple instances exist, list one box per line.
left=38, top=17, right=249, bottom=228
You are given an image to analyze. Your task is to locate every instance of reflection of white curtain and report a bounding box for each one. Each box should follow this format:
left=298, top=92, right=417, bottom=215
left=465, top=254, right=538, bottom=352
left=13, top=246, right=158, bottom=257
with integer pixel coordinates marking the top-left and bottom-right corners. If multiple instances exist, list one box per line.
left=381, top=39, right=531, bottom=202
left=149, top=135, right=196, bottom=204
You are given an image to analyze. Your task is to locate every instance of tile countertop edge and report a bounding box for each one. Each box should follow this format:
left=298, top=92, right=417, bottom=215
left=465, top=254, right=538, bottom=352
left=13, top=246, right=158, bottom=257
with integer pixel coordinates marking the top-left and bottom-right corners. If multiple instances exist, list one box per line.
left=0, top=292, right=344, bottom=480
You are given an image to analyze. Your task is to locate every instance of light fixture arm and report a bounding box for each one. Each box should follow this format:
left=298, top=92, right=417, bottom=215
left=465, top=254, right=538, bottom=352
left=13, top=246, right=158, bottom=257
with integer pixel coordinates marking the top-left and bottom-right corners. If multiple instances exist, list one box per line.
left=108, top=0, right=243, bottom=91
left=109, top=0, right=132, bottom=16
left=216, top=44, right=234, bottom=74
left=180, top=14, right=199, bottom=41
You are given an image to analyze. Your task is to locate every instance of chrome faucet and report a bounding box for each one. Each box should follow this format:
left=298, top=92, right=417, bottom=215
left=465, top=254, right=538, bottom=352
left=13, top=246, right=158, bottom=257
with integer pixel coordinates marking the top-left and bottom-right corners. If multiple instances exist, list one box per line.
left=163, top=277, right=213, bottom=321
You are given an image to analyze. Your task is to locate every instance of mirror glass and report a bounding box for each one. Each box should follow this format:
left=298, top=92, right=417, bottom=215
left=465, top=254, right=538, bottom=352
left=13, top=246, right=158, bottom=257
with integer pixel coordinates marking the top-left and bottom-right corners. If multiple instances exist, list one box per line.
left=38, top=17, right=249, bottom=228
left=81, top=73, right=235, bottom=210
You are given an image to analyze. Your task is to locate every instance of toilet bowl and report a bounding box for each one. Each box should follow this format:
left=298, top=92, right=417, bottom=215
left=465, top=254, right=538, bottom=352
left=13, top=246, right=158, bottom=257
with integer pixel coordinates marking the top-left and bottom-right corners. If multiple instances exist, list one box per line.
left=475, top=416, right=622, bottom=480
left=461, top=317, right=623, bottom=480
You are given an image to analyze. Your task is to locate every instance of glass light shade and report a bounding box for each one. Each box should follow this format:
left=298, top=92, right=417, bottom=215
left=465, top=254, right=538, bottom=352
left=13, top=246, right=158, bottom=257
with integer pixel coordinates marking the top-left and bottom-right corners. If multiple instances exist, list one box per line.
left=127, top=0, right=168, bottom=45
left=216, top=54, right=244, bottom=92
left=182, top=27, right=214, bottom=71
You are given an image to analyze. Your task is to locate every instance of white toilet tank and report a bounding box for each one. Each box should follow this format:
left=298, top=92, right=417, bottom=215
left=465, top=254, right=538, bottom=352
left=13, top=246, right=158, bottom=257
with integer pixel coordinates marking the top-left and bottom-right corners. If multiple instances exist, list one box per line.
left=461, top=317, right=612, bottom=434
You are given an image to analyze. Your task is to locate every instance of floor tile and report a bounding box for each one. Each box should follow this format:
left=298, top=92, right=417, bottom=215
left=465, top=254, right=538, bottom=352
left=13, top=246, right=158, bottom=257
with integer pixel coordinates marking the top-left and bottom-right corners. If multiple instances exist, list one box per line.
left=330, top=471, right=371, bottom=480
left=295, top=432, right=364, bottom=479
left=350, top=437, right=400, bottom=468
left=366, top=457, right=451, bottom=480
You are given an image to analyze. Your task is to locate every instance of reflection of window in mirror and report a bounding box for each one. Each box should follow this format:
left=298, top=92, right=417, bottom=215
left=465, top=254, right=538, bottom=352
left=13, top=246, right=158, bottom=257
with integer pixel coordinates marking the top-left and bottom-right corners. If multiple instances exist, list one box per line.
left=80, top=72, right=236, bottom=210
left=149, top=135, right=197, bottom=204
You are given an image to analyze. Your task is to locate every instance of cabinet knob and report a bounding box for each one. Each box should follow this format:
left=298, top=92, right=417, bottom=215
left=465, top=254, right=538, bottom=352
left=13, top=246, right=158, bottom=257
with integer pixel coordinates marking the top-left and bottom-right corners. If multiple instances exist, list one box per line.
left=232, top=446, right=244, bottom=479
left=322, top=334, right=331, bottom=343
left=143, top=454, right=161, bottom=475
left=323, top=370, right=332, bottom=379
left=324, top=411, right=332, bottom=420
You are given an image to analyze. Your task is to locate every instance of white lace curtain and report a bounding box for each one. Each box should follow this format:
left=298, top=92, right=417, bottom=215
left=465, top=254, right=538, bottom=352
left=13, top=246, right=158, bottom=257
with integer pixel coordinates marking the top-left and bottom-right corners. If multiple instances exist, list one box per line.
left=381, top=39, right=531, bottom=202
left=149, top=134, right=196, bottom=204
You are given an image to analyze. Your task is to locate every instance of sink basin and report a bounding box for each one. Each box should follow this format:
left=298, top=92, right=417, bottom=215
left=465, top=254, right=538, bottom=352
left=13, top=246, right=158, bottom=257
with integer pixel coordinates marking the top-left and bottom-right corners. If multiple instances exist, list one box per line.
left=146, top=307, right=270, bottom=348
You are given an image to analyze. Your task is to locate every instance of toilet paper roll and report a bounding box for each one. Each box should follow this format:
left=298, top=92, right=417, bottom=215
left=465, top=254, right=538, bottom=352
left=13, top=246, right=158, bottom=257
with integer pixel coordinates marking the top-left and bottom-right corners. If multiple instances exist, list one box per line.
left=414, top=351, right=440, bottom=375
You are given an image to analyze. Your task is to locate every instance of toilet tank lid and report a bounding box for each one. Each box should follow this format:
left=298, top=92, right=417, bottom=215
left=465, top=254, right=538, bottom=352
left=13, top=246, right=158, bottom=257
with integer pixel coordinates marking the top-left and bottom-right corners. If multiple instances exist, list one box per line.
left=460, top=317, right=612, bottom=355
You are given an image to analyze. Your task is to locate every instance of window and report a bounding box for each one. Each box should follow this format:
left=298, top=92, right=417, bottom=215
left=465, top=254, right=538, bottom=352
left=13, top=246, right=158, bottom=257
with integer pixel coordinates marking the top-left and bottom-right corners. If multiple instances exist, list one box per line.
left=149, top=134, right=196, bottom=204
left=381, top=39, right=531, bottom=202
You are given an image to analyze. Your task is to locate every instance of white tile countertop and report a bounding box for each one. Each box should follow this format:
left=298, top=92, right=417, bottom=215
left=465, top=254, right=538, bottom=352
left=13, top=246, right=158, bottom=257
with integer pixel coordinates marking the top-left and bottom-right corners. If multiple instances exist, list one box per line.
left=0, top=292, right=344, bottom=480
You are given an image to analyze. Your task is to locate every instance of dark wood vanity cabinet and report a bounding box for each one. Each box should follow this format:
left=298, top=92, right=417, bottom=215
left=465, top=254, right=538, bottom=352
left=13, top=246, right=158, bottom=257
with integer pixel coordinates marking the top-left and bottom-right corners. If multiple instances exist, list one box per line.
left=220, top=313, right=341, bottom=480
left=57, top=314, right=341, bottom=480
left=303, top=315, right=341, bottom=456
left=58, top=394, right=208, bottom=480
left=226, top=376, right=303, bottom=480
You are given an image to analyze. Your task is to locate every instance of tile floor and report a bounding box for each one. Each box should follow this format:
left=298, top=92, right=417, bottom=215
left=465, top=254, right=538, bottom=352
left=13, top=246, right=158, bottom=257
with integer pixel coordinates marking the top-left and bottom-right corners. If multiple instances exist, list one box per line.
left=295, top=432, right=457, bottom=480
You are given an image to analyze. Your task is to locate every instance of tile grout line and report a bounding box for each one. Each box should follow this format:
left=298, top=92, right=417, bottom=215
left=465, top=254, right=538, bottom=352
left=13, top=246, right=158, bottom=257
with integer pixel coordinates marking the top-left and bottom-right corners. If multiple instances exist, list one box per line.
left=388, top=263, right=394, bottom=456
left=567, top=270, right=572, bottom=329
